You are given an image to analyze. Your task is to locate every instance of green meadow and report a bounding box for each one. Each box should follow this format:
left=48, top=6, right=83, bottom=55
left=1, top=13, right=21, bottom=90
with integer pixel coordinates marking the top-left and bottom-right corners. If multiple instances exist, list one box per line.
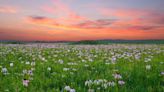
left=0, top=44, right=164, bottom=92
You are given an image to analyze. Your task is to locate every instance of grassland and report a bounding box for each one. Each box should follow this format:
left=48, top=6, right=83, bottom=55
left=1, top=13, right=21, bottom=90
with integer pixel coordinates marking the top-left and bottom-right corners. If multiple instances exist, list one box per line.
left=0, top=44, right=164, bottom=92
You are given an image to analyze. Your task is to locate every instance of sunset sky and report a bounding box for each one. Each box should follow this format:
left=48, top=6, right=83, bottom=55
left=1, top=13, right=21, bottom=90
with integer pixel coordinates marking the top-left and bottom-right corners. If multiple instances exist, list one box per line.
left=0, top=0, right=164, bottom=41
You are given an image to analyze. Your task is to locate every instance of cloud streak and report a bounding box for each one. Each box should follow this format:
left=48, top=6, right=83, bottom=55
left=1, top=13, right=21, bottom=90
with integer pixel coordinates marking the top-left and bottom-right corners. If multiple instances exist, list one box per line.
left=75, top=19, right=116, bottom=29
left=128, top=25, right=161, bottom=31
left=41, top=0, right=88, bottom=24
left=26, top=16, right=117, bottom=30
left=95, top=7, right=164, bottom=31
left=26, top=16, right=84, bottom=31
left=0, top=6, right=17, bottom=14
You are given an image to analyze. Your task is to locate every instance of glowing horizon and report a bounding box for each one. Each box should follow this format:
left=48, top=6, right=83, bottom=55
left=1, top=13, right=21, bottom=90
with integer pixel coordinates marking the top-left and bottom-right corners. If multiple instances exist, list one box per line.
left=0, top=0, right=164, bottom=41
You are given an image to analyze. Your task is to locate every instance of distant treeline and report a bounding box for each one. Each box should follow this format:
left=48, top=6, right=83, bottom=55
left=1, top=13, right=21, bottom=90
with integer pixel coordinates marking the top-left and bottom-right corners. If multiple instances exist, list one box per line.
left=0, top=41, right=26, bottom=44
left=1, top=40, right=164, bottom=44
left=70, top=40, right=164, bottom=45
left=0, top=41, right=68, bottom=44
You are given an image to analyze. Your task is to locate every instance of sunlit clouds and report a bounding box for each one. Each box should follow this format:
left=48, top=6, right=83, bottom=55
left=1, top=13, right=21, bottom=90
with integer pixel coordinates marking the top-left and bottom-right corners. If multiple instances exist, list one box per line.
left=26, top=16, right=116, bottom=30
left=0, top=6, right=17, bottom=14
left=0, top=0, right=164, bottom=41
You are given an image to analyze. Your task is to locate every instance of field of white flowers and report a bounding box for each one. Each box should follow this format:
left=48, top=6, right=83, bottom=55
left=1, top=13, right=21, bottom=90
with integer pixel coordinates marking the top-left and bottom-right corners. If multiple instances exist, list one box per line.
left=0, top=43, right=164, bottom=92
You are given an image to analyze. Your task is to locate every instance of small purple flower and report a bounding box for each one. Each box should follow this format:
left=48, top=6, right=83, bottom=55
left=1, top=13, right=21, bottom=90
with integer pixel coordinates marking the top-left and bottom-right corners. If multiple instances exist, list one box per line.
left=28, top=70, right=33, bottom=76
left=161, top=72, right=164, bottom=76
left=113, top=73, right=122, bottom=79
left=70, top=89, right=76, bottom=92
left=2, top=68, right=8, bottom=75
left=23, top=79, right=29, bottom=87
left=118, top=80, right=125, bottom=85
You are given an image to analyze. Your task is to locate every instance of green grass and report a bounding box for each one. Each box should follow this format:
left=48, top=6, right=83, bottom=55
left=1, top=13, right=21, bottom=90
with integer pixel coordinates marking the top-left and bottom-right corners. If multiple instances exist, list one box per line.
left=0, top=44, right=164, bottom=92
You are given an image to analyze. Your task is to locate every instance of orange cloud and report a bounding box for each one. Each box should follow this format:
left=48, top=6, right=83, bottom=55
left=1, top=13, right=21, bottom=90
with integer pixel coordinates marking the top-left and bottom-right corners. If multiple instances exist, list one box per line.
left=0, top=26, right=164, bottom=41
left=0, top=6, right=17, bottom=14
left=97, top=8, right=164, bottom=31
left=26, top=14, right=164, bottom=33
left=56, top=13, right=88, bottom=24
left=75, top=19, right=116, bottom=29
left=26, top=16, right=117, bottom=31
left=26, top=16, right=54, bottom=24
left=25, top=16, right=85, bottom=31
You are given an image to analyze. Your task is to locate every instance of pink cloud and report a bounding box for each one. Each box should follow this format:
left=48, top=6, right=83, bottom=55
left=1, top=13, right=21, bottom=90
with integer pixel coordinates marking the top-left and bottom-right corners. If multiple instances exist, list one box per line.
left=98, top=8, right=149, bottom=19
left=96, top=7, right=164, bottom=31
left=0, top=6, right=18, bottom=14
left=75, top=19, right=116, bottom=29
left=41, top=0, right=72, bottom=15
left=41, top=0, right=88, bottom=24
left=25, top=15, right=116, bottom=31
left=41, top=6, right=54, bottom=14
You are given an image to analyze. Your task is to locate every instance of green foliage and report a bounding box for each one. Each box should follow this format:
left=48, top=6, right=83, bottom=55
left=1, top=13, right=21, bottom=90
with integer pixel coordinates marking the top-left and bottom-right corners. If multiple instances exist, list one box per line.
left=0, top=44, right=164, bottom=92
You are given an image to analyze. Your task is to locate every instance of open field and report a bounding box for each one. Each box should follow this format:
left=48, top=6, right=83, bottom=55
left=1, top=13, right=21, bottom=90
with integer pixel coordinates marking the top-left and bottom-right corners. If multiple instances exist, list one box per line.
left=0, top=43, right=164, bottom=92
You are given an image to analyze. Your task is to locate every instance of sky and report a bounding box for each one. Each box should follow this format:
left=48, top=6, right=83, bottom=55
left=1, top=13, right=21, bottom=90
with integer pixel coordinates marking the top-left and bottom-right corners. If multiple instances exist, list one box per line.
left=0, top=0, right=164, bottom=41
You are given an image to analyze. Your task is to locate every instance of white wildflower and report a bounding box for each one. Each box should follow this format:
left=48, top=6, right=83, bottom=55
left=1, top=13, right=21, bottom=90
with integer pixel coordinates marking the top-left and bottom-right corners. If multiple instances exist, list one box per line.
left=113, top=73, right=122, bottom=79
left=41, top=57, right=45, bottom=61
left=64, top=86, right=71, bottom=91
left=146, top=65, right=151, bottom=70
left=88, top=89, right=94, bottom=92
left=63, top=68, right=69, bottom=71
left=70, top=89, right=76, bottom=92
left=58, top=59, right=64, bottom=64
left=47, top=67, right=51, bottom=71
left=84, top=64, right=89, bottom=67
left=160, top=62, right=163, bottom=64
left=108, top=81, right=115, bottom=87
left=23, top=69, right=27, bottom=74
left=118, top=80, right=125, bottom=85
left=25, top=61, right=30, bottom=65
left=31, top=62, right=35, bottom=66
left=161, top=72, right=164, bottom=75
left=85, top=80, right=92, bottom=87
left=89, top=58, right=93, bottom=62
left=10, top=63, right=14, bottom=67
left=2, top=67, right=8, bottom=75
left=103, top=83, right=108, bottom=89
